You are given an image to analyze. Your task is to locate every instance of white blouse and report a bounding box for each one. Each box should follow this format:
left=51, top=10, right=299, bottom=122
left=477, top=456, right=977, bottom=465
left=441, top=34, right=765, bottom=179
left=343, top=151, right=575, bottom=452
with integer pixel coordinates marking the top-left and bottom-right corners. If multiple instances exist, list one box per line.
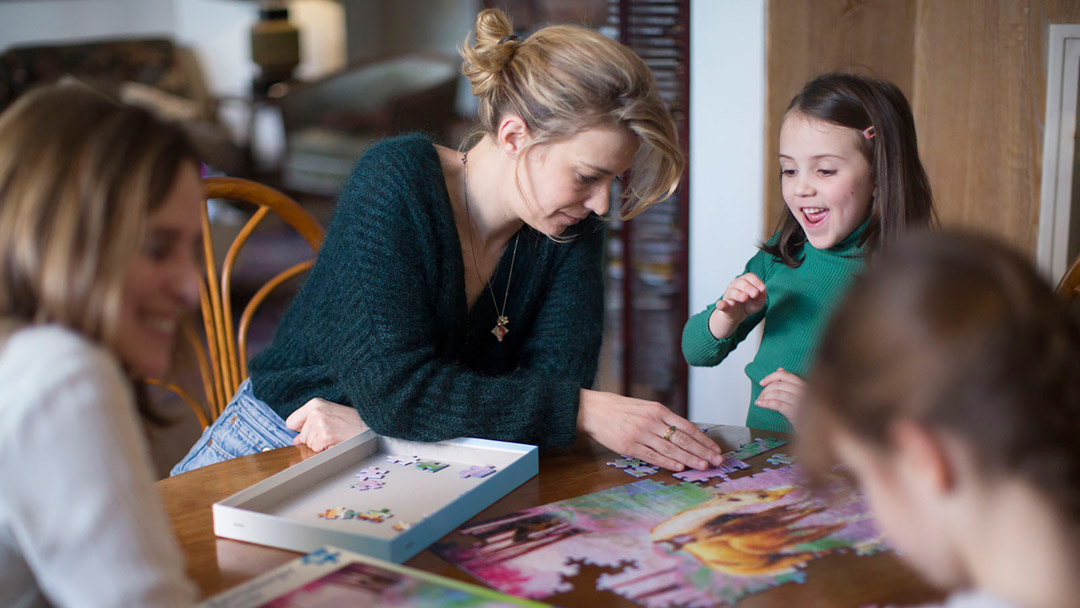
left=0, top=325, right=196, bottom=607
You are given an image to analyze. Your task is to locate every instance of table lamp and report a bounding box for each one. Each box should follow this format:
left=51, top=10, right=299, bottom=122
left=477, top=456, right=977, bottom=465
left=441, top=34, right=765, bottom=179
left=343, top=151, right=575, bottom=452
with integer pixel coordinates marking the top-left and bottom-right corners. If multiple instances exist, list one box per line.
left=249, top=0, right=299, bottom=96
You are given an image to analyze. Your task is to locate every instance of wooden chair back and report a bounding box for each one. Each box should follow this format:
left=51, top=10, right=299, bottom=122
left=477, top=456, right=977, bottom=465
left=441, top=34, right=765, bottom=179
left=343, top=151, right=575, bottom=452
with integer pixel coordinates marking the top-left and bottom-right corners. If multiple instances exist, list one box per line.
left=1056, top=254, right=1080, bottom=305
left=146, top=177, right=324, bottom=430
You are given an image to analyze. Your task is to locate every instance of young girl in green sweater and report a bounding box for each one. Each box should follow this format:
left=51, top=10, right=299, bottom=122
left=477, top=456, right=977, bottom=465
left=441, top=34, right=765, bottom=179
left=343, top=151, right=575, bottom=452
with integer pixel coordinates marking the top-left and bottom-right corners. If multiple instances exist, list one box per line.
left=801, top=231, right=1080, bottom=608
left=682, top=73, right=936, bottom=433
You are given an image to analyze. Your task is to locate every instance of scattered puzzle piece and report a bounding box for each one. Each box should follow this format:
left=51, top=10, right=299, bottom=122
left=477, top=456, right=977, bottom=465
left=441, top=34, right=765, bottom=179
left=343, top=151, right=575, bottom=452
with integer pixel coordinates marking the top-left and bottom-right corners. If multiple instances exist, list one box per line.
left=393, top=522, right=412, bottom=532
left=606, top=455, right=645, bottom=469
left=623, top=465, right=659, bottom=478
left=341, top=509, right=360, bottom=520
left=357, top=508, right=393, bottom=523
left=727, top=437, right=787, bottom=461
left=766, top=453, right=796, bottom=466
left=673, top=469, right=722, bottom=483
left=301, top=548, right=341, bottom=565
left=350, top=479, right=385, bottom=491
left=316, top=508, right=342, bottom=520
left=354, top=467, right=388, bottom=481
left=672, top=456, right=750, bottom=484
left=460, top=464, right=497, bottom=479
left=415, top=460, right=449, bottom=473
left=385, top=454, right=420, bottom=466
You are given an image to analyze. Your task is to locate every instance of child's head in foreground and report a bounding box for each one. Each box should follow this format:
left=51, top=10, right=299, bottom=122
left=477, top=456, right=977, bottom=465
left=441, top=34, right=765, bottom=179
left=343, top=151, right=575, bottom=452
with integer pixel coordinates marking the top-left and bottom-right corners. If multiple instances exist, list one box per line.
left=802, top=231, right=1080, bottom=603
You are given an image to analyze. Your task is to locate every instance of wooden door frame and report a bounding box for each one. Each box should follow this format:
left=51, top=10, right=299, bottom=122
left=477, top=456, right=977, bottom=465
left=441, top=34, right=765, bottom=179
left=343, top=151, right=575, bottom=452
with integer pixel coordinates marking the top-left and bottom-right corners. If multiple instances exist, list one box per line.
left=1038, top=24, right=1080, bottom=280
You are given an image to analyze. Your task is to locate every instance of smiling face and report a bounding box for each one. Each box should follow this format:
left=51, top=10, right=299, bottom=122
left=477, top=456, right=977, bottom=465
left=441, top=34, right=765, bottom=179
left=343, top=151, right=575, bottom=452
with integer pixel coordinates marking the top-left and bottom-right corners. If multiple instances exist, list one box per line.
left=779, top=112, right=875, bottom=250
left=518, top=126, right=639, bottom=236
left=114, top=161, right=203, bottom=377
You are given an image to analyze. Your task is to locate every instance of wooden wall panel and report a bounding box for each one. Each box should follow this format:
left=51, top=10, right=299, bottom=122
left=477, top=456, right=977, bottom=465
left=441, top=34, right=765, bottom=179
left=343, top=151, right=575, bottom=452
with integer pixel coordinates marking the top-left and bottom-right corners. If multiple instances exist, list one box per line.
left=912, top=0, right=1080, bottom=252
left=764, top=0, right=917, bottom=234
left=765, top=0, right=1080, bottom=255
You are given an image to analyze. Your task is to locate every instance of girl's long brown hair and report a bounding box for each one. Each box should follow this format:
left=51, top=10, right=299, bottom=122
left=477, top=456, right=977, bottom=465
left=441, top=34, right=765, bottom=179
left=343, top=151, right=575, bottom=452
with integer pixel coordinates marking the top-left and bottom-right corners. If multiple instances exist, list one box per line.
left=764, top=73, right=936, bottom=266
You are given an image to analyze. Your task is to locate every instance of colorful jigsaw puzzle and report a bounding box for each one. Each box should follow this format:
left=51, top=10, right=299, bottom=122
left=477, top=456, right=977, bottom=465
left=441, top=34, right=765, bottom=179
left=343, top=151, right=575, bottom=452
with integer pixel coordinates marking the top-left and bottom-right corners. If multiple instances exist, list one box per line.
left=434, top=464, right=883, bottom=607
left=204, top=547, right=549, bottom=607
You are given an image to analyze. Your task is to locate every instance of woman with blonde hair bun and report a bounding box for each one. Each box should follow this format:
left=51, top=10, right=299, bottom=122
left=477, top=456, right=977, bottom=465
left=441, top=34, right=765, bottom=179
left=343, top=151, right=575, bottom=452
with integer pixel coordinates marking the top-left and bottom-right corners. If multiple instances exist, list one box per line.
left=173, top=8, right=722, bottom=475
left=0, top=83, right=202, bottom=605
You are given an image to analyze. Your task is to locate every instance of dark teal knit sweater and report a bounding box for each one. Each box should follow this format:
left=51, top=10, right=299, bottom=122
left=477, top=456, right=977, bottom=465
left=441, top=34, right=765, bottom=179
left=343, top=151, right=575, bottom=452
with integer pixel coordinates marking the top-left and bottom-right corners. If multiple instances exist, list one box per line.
left=249, top=134, right=605, bottom=447
left=682, top=223, right=867, bottom=433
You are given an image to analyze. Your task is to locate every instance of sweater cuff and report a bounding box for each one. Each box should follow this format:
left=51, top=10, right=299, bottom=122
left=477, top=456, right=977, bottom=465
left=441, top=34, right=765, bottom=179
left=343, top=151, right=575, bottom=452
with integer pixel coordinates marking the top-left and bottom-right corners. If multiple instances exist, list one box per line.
left=539, top=379, right=581, bottom=448
left=682, top=308, right=733, bottom=367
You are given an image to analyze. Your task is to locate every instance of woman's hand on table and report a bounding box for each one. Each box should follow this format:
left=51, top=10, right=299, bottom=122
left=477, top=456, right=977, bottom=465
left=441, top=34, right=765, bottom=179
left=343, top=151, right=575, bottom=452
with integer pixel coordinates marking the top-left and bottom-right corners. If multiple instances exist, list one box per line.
left=756, top=367, right=805, bottom=426
left=285, top=398, right=370, bottom=453
left=577, top=389, right=723, bottom=472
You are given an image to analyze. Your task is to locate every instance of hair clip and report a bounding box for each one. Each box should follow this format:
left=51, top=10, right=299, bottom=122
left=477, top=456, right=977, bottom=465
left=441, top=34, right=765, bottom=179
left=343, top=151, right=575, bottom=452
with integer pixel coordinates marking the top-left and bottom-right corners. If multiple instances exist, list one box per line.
left=498, top=34, right=520, bottom=44
left=862, top=126, right=876, bottom=140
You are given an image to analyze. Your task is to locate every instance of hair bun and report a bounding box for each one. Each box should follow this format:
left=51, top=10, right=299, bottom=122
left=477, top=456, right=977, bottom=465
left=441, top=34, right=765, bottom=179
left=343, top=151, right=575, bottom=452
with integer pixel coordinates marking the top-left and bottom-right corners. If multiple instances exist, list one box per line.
left=460, top=8, right=518, bottom=98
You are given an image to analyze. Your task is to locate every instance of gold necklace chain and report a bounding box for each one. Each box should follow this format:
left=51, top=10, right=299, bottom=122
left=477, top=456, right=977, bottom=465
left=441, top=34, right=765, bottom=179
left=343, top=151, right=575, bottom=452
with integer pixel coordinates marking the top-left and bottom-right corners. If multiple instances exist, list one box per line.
left=462, top=151, right=519, bottom=342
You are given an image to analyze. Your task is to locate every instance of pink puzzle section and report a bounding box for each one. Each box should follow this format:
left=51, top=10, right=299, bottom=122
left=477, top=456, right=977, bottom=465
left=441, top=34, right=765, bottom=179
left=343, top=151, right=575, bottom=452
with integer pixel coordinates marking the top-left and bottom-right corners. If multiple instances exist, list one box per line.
left=434, top=464, right=883, bottom=607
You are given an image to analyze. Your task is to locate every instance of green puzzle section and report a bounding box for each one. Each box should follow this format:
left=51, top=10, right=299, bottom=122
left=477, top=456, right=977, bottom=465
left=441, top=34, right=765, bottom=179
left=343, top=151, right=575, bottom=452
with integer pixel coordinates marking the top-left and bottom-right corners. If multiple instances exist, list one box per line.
left=726, top=437, right=787, bottom=461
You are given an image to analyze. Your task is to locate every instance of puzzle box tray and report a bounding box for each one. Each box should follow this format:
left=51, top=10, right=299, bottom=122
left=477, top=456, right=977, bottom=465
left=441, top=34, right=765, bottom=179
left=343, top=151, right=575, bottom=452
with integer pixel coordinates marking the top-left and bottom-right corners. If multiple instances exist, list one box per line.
left=213, top=431, right=538, bottom=563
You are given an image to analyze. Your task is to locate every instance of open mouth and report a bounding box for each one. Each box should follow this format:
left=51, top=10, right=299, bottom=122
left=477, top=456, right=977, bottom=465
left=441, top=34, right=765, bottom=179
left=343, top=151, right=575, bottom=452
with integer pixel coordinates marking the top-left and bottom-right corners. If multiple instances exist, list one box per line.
left=800, top=207, right=828, bottom=228
left=140, top=313, right=178, bottom=340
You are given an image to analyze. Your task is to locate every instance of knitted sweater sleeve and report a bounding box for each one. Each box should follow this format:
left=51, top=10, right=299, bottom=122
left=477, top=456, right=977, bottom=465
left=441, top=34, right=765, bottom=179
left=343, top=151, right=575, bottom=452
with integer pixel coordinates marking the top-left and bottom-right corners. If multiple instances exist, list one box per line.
left=300, top=147, right=594, bottom=447
left=682, top=250, right=771, bottom=367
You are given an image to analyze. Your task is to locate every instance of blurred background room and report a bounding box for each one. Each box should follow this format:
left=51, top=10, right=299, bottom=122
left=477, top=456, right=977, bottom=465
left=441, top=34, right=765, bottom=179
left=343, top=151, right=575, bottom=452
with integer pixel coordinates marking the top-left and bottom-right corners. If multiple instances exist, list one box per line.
left=2, top=0, right=1078, bottom=477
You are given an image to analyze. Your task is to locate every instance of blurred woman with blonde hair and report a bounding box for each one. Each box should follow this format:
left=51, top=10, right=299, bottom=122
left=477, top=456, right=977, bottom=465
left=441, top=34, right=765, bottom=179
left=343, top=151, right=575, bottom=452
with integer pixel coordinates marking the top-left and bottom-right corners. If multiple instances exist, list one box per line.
left=174, top=8, right=722, bottom=475
left=0, top=83, right=202, bottom=606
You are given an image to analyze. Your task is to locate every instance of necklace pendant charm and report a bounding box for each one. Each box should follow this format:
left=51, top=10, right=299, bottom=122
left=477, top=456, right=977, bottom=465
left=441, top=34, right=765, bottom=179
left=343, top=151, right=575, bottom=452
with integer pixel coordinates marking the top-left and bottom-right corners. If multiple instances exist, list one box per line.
left=492, top=316, right=510, bottom=342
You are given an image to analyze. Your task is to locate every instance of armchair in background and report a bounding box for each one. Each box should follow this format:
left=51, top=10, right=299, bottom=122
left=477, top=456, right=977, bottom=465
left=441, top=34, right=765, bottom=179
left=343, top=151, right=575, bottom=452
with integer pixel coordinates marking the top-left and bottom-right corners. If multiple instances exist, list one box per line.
left=277, top=52, right=459, bottom=196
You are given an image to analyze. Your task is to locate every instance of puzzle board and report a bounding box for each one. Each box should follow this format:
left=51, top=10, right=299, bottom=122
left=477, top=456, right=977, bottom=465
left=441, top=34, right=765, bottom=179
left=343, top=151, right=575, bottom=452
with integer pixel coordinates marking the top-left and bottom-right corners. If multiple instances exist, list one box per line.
left=433, top=447, right=883, bottom=607
left=213, top=431, right=538, bottom=563
left=199, top=546, right=548, bottom=608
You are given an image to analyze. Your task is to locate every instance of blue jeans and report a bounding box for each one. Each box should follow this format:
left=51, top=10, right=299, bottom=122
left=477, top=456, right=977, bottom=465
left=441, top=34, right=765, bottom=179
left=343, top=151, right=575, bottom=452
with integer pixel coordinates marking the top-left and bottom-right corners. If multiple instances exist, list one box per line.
left=170, top=379, right=297, bottom=476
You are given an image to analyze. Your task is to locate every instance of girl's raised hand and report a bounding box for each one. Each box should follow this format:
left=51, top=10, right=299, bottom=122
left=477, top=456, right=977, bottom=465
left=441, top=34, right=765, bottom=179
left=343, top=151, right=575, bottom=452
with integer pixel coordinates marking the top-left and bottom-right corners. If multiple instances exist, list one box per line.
left=708, top=273, right=767, bottom=340
left=577, top=389, right=723, bottom=472
left=756, top=367, right=805, bottom=426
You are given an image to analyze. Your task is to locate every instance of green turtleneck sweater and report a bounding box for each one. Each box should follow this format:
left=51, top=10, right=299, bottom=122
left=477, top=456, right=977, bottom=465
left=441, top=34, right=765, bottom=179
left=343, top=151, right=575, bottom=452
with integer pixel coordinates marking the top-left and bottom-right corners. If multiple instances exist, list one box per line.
left=682, top=224, right=868, bottom=433
left=248, top=134, right=604, bottom=447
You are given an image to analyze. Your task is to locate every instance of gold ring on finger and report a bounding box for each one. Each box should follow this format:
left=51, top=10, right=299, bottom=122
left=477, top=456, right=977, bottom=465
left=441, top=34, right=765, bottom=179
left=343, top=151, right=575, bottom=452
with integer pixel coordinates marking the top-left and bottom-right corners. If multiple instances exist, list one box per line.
left=662, top=425, right=677, bottom=441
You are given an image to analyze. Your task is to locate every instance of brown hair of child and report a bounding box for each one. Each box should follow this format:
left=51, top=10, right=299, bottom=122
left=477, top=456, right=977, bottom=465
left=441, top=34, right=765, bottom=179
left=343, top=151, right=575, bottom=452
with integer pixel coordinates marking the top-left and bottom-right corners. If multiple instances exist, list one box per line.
left=802, top=230, right=1080, bottom=522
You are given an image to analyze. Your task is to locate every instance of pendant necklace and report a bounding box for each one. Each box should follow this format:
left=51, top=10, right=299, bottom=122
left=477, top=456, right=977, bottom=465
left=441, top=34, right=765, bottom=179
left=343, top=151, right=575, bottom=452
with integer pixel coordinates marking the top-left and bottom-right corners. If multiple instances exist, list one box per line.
left=462, top=151, right=519, bottom=342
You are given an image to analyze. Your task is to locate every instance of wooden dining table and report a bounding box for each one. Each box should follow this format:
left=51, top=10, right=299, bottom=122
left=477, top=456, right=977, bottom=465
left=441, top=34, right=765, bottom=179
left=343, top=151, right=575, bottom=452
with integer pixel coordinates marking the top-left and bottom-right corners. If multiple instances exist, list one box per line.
left=157, top=426, right=942, bottom=607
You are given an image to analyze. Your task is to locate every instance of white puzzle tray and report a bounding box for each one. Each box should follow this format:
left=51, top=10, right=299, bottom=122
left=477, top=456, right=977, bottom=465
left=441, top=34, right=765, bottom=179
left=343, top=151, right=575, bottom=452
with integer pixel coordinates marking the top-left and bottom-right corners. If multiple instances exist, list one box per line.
left=213, top=431, right=538, bottom=563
